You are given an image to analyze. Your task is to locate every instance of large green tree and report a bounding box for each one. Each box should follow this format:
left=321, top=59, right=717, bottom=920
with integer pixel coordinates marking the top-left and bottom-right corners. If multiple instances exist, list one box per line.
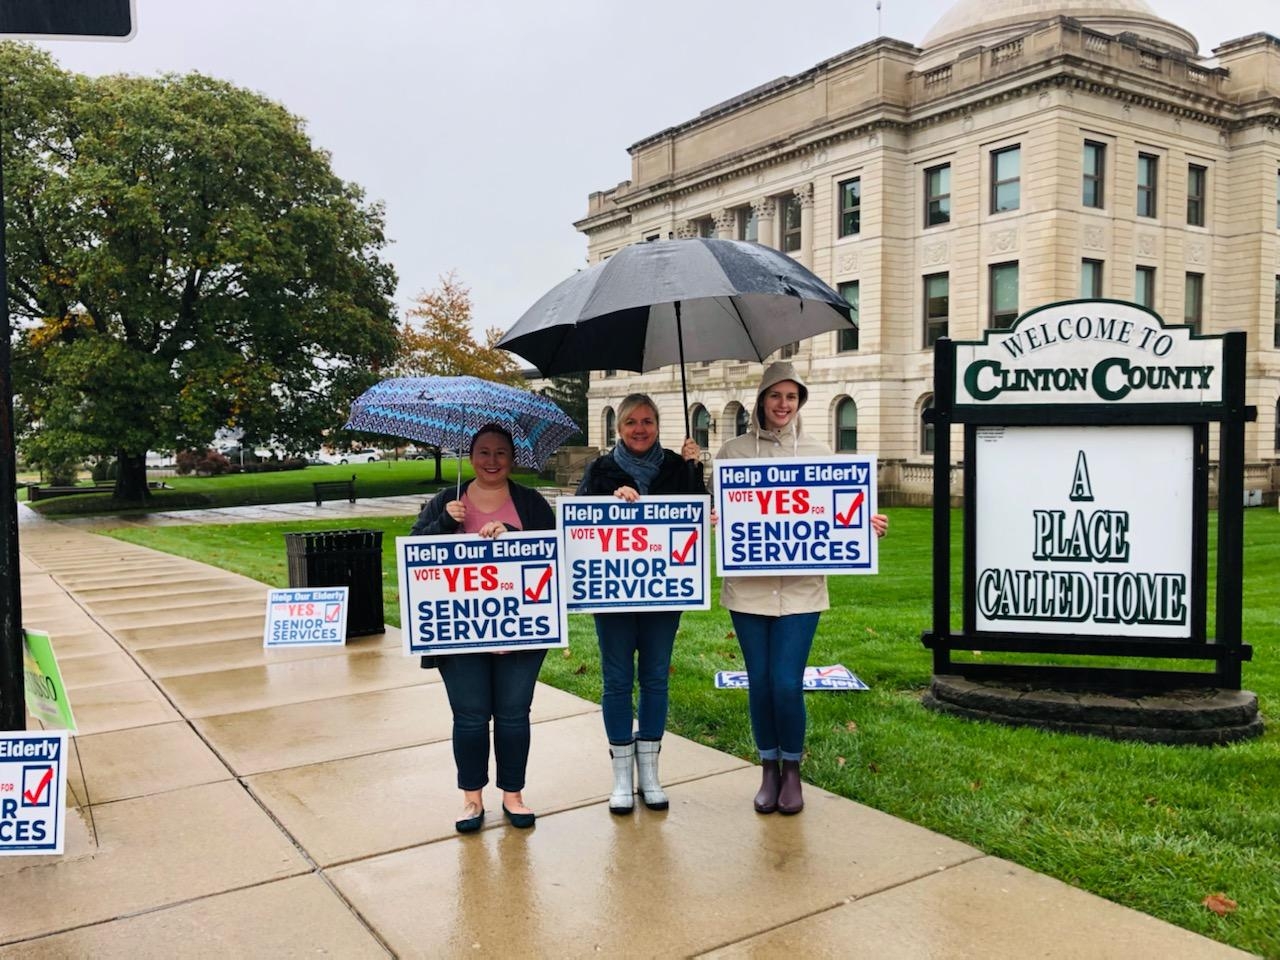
left=2, top=43, right=399, bottom=499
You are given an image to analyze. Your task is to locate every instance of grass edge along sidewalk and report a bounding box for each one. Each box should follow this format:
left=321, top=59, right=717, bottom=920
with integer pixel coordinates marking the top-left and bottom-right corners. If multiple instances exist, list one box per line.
left=97, top=508, right=1280, bottom=958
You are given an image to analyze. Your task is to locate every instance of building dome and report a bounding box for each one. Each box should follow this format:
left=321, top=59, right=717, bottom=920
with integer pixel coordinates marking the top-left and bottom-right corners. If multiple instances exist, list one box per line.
left=920, top=0, right=1198, bottom=66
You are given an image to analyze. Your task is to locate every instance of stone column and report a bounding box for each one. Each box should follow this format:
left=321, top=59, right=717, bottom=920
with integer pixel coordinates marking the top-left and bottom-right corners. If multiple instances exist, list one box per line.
left=752, top=197, right=777, bottom=249
left=675, top=221, right=699, bottom=240
left=714, top=208, right=737, bottom=240
left=795, top=183, right=815, bottom=268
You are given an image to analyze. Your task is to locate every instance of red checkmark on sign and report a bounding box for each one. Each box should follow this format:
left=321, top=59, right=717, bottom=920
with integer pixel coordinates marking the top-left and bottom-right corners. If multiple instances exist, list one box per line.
left=525, top=566, right=553, bottom=602
left=835, top=492, right=865, bottom=526
left=325, top=604, right=341, bottom=622
left=23, top=767, right=53, bottom=805
left=671, top=530, right=698, bottom=563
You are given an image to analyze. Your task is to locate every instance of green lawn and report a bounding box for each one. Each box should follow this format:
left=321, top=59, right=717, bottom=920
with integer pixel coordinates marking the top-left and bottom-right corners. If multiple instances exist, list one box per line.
left=99, top=507, right=1280, bottom=957
left=25, top=460, right=555, bottom=517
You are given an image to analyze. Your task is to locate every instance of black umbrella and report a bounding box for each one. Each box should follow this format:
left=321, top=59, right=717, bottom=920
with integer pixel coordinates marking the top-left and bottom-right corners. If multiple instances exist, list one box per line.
left=497, top=238, right=855, bottom=435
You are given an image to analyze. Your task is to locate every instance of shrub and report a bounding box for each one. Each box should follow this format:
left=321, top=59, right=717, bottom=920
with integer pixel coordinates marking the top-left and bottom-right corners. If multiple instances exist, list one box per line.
left=175, top=448, right=232, bottom=476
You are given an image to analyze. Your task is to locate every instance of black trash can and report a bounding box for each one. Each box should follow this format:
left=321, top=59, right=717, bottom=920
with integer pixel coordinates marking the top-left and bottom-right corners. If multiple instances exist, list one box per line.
left=284, top=529, right=385, bottom=637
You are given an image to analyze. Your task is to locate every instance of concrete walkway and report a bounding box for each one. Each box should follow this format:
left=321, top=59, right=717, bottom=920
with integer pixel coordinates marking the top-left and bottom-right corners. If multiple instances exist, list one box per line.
left=1, top=500, right=1254, bottom=958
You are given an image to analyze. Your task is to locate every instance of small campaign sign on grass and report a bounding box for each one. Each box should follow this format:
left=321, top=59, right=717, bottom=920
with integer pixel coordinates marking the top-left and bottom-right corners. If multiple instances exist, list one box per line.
left=397, top=532, right=567, bottom=656
left=0, top=731, right=68, bottom=856
left=22, top=630, right=76, bottom=733
left=559, top=495, right=710, bottom=614
left=263, top=588, right=349, bottom=647
left=715, top=456, right=878, bottom=577
left=714, top=665, right=869, bottom=691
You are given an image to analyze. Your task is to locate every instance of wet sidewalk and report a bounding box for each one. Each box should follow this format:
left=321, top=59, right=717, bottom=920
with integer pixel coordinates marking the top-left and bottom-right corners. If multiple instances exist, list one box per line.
left=1, top=504, right=1254, bottom=958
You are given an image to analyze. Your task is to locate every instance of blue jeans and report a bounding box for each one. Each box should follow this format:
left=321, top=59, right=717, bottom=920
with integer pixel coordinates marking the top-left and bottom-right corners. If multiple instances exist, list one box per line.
left=730, top=611, right=821, bottom=762
left=436, top=649, right=547, bottom=792
left=594, top=612, right=681, bottom=744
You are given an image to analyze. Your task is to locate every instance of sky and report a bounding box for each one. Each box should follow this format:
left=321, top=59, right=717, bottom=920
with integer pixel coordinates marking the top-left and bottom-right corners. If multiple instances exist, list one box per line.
left=30, top=0, right=1276, bottom=338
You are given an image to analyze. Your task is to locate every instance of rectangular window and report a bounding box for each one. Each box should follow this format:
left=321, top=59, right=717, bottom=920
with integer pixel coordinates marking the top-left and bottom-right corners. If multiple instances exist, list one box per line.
left=989, top=261, right=1019, bottom=328
left=925, top=164, right=951, bottom=227
left=1137, top=153, right=1159, bottom=218
left=1184, top=272, right=1203, bottom=335
left=1082, top=140, right=1106, bottom=208
left=991, top=145, right=1021, bottom=213
left=837, top=281, right=860, bottom=352
left=924, top=273, right=949, bottom=347
left=737, top=206, right=757, bottom=242
left=696, top=218, right=716, bottom=238
left=780, top=195, right=802, bottom=252
left=1081, top=259, right=1104, bottom=298
left=1135, top=266, right=1156, bottom=308
left=1186, top=164, right=1206, bottom=227
left=1274, top=276, right=1279, bottom=349
left=839, top=177, right=861, bottom=237
left=779, top=341, right=799, bottom=359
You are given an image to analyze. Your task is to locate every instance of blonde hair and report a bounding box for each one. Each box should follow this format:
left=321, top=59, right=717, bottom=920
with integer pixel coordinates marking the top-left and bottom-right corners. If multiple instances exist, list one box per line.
left=617, top=393, right=659, bottom=428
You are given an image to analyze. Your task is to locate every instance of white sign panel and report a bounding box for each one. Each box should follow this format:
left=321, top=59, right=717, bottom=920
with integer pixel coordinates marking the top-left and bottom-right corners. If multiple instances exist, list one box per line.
left=397, top=532, right=567, bottom=656
left=559, top=495, right=710, bottom=614
left=714, top=456, right=878, bottom=577
left=714, top=665, right=870, bottom=691
left=263, top=588, right=349, bottom=647
left=954, top=301, right=1223, bottom=406
left=1, top=732, right=68, bottom=856
left=974, top=425, right=1193, bottom=637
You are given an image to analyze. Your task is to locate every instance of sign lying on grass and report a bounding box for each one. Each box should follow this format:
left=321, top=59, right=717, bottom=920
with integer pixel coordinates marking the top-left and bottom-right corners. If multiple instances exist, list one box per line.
left=23, top=630, right=76, bottom=733
left=396, top=532, right=567, bottom=656
left=714, top=456, right=878, bottom=577
left=263, top=588, right=349, bottom=647
left=559, top=495, right=710, bottom=614
left=714, top=665, right=869, bottom=691
left=0, top=731, right=68, bottom=856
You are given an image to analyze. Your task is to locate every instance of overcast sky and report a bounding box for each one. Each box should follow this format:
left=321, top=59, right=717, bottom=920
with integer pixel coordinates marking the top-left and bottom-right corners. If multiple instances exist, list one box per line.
left=32, top=0, right=1275, bottom=338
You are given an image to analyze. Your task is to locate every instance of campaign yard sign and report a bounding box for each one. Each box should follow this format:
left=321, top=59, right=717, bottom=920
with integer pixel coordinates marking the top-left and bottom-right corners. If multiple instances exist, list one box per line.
left=714, top=665, right=869, bottom=691
left=975, top=426, right=1193, bottom=638
left=559, top=495, right=710, bottom=614
left=0, top=731, right=68, bottom=856
left=263, top=588, right=349, bottom=648
left=397, top=532, right=567, bottom=656
left=22, top=630, right=76, bottom=732
left=715, top=456, right=878, bottom=577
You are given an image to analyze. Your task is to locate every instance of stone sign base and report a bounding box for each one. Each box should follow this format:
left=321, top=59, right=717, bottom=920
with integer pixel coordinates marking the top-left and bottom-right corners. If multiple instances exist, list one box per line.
left=923, top=675, right=1263, bottom=745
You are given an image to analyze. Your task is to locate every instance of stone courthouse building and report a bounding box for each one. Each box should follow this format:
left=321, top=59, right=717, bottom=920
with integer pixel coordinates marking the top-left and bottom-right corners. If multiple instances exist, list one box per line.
left=574, top=0, right=1280, bottom=502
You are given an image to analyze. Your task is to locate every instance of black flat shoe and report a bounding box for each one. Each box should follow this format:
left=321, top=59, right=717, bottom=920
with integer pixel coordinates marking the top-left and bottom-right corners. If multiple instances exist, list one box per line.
left=502, top=804, right=536, bottom=829
left=455, top=806, right=485, bottom=834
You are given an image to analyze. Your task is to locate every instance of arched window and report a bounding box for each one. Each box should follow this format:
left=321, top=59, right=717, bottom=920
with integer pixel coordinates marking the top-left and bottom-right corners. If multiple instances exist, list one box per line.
left=603, top=407, right=616, bottom=447
left=691, top=405, right=710, bottom=450
left=835, top=398, right=858, bottom=451
left=735, top=404, right=750, bottom=436
left=1275, top=399, right=1280, bottom=451
left=920, top=394, right=935, bottom=455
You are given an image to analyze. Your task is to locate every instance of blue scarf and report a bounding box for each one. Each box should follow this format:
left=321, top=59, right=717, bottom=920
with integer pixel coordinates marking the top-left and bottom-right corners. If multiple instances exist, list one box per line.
left=613, top=439, right=664, bottom=494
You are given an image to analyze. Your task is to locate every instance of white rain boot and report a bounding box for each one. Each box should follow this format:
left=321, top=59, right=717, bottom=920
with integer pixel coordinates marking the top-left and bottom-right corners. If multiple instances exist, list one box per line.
left=635, top=739, right=669, bottom=810
left=609, top=741, right=635, bottom=814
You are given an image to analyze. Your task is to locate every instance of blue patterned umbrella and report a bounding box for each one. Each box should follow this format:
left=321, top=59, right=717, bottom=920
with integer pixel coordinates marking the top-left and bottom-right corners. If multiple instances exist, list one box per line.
left=344, top=376, right=578, bottom=471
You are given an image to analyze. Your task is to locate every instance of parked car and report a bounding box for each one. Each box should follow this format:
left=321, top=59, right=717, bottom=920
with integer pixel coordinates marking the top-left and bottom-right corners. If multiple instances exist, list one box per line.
left=307, top=451, right=381, bottom=465
left=405, top=446, right=451, bottom=460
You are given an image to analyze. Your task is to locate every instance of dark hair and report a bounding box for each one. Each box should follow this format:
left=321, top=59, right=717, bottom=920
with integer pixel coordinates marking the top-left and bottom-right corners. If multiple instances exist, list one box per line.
left=469, top=423, right=515, bottom=455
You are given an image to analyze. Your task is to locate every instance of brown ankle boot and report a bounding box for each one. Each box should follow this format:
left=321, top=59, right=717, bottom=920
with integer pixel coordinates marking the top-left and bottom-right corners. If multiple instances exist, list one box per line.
left=753, top=760, right=780, bottom=814
left=778, top=760, right=804, bottom=815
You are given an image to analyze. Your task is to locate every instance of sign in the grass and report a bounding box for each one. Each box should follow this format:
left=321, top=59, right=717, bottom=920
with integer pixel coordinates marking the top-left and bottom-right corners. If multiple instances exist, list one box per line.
left=22, top=630, right=76, bottom=733
left=0, top=731, right=68, bottom=856
left=559, top=495, right=710, bottom=614
left=975, top=425, right=1193, bottom=637
left=953, top=301, right=1223, bottom=407
left=714, top=665, right=869, bottom=691
left=263, top=588, right=349, bottom=647
left=714, top=456, right=877, bottom=577
left=396, top=532, right=567, bottom=656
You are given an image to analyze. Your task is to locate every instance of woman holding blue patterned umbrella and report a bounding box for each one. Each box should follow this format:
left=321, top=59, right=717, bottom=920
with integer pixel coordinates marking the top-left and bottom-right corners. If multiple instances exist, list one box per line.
left=411, top=423, right=555, bottom=833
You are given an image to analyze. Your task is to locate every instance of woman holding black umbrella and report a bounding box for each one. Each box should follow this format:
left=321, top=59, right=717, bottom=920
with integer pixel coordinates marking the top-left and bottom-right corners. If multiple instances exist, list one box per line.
left=576, top=393, right=706, bottom=814
left=411, top=423, right=556, bottom=833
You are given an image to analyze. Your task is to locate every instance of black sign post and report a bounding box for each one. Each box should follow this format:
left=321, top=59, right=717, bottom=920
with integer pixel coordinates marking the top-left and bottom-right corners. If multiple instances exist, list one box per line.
left=1, top=1, right=135, bottom=730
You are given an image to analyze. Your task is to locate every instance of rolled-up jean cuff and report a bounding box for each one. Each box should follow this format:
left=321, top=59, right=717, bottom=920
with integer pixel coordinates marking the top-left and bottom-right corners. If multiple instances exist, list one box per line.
left=780, top=750, right=803, bottom=762
left=758, top=747, right=780, bottom=761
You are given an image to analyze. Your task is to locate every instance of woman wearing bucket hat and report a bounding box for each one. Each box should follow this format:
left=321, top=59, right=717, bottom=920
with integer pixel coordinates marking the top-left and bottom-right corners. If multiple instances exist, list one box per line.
left=576, top=392, right=706, bottom=814
left=714, top=361, right=888, bottom=815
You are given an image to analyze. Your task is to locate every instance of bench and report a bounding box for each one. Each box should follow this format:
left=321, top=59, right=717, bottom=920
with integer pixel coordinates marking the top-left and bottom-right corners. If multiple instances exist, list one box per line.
left=26, top=484, right=116, bottom=502
left=313, top=476, right=357, bottom=506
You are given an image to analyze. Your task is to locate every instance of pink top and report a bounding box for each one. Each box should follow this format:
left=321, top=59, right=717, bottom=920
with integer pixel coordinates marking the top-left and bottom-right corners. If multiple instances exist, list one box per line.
left=460, top=489, right=522, bottom=534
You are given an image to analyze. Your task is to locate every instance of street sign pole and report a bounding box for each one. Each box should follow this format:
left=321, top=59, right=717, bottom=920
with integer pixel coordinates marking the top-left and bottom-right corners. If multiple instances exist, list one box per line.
left=0, top=0, right=135, bottom=730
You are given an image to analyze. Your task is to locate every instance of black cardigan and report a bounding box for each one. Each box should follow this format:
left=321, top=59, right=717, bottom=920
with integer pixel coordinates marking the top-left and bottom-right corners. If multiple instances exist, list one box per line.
left=576, top=448, right=706, bottom=497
